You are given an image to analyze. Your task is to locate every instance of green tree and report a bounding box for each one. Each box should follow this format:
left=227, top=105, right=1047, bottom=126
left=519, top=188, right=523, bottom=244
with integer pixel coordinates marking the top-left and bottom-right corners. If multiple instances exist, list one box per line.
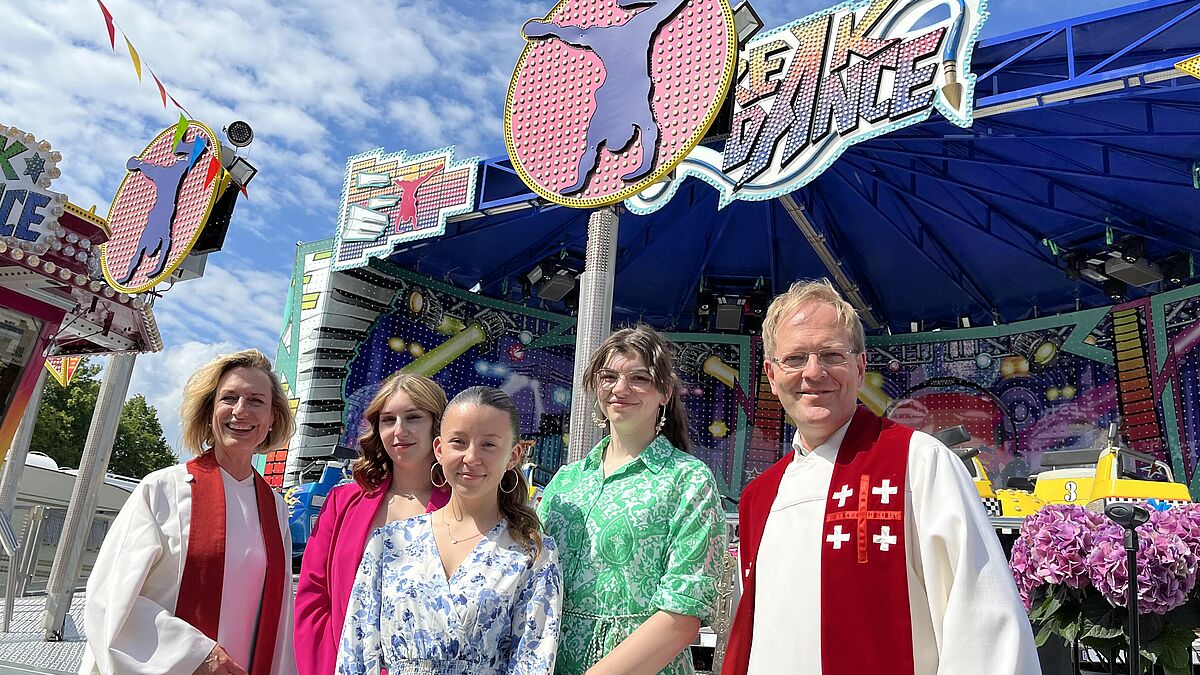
left=29, top=358, right=176, bottom=478
left=30, top=360, right=101, bottom=470
left=110, top=395, right=177, bottom=479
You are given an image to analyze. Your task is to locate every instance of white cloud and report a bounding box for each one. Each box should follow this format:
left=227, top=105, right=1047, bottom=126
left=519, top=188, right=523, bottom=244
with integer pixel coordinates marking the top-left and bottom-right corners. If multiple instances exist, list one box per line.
left=120, top=260, right=290, bottom=455
left=150, top=260, right=290, bottom=354
left=127, top=339, right=242, bottom=459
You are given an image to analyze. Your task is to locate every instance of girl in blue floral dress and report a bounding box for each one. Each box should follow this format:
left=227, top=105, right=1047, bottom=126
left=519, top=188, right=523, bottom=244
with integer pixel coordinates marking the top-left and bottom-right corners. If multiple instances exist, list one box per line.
left=337, top=386, right=563, bottom=675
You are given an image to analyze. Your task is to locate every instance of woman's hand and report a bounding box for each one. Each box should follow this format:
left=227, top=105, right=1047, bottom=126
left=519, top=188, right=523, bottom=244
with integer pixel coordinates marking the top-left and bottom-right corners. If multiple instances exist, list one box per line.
left=193, top=645, right=248, bottom=675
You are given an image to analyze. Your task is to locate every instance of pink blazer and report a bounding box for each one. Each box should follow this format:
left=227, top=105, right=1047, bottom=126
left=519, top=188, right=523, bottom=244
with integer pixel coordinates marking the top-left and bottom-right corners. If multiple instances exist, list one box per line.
left=294, top=481, right=450, bottom=675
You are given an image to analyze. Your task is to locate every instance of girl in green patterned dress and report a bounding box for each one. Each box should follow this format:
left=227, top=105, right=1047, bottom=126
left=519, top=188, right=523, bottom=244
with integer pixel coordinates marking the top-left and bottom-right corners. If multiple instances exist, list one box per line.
left=538, top=326, right=726, bottom=675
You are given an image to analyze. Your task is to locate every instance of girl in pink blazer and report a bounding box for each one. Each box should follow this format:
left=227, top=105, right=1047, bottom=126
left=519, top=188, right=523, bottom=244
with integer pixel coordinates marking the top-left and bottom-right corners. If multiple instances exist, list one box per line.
left=294, top=373, right=451, bottom=675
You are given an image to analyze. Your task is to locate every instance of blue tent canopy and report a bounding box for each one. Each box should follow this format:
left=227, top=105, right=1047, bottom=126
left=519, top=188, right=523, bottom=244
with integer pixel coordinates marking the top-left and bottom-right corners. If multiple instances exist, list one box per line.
left=384, top=0, right=1200, bottom=333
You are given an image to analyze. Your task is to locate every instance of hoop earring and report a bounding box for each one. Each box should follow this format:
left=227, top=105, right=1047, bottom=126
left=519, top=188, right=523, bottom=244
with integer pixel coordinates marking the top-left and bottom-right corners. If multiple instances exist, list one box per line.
left=591, top=401, right=608, bottom=429
left=499, top=468, right=519, bottom=494
left=655, top=404, right=667, bottom=435
left=430, top=463, right=448, bottom=489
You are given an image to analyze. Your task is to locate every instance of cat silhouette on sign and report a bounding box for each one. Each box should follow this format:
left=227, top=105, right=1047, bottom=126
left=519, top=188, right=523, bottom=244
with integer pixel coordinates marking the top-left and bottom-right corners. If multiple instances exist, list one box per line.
left=118, top=138, right=204, bottom=285
left=523, top=0, right=689, bottom=194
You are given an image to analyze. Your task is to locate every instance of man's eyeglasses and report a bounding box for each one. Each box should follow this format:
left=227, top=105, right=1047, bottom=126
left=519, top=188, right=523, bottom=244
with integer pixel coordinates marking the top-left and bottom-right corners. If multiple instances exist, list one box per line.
left=768, top=349, right=860, bottom=371
left=596, top=369, right=656, bottom=391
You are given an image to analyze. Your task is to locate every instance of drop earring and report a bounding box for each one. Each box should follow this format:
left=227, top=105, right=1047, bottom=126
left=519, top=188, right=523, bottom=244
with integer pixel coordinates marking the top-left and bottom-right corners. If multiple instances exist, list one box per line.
left=591, top=401, right=608, bottom=429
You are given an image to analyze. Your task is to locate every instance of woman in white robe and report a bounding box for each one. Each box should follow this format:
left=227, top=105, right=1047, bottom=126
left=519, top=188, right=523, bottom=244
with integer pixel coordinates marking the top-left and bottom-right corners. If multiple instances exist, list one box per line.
left=81, top=349, right=297, bottom=675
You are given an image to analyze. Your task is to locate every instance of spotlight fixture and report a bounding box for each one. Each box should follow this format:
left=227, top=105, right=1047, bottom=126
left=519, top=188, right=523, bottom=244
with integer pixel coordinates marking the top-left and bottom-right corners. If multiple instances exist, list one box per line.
left=525, top=257, right=579, bottom=302
left=958, top=316, right=971, bottom=329
left=226, top=155, right=258, bottom=186
left=1118, top=235, right=1146, bottom=264
left=712, top=295, right=747, bottom=332
left=1104, top=256, right=1161, bottom=287
left=1104, top=278, right=1127, bottom=302
left=1159, top=252, right=1194, bottom=285
left=732, top=1, right=765, bottom=43
left=1063, top=252, right=1082, bottom=281
left=223, top=121, right=254, bottom=148
left=695, top=276, right=769, bottom=333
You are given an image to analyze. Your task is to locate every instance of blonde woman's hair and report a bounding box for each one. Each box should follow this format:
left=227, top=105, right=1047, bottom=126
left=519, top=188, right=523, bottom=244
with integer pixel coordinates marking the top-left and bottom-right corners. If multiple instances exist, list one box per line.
left=761, top=278, right=866, bottom=357
left=352, top=372, right=448, bottom=492
left=179, top=349, right=295, bottom=456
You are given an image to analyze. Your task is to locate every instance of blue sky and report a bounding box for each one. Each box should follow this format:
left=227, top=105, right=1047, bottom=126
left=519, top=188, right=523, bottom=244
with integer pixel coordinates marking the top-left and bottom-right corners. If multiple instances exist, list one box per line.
left=1, top=0, right=1134, bottom=453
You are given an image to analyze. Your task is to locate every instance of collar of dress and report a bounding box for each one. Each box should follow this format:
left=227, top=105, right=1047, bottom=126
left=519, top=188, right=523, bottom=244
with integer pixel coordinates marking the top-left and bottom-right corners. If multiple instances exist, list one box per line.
left=583, top=434, right=672, bottom=474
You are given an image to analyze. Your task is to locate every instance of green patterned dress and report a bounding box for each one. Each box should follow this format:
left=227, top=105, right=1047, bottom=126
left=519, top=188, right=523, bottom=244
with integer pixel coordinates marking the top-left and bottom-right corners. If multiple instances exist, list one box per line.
left=537, top=435, right=726, bottom=675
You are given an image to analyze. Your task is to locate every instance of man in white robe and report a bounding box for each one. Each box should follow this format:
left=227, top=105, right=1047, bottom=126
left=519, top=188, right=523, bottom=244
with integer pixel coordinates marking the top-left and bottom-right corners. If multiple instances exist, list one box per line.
left=80, top=459, right=295, bottom=674
left=723, top=279, right=1039, bottom=675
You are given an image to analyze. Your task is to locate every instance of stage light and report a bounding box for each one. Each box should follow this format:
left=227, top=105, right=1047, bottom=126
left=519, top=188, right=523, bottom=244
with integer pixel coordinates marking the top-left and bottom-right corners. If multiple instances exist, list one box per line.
left=226, top=155, right=258, bottom=186
left=909, top=321, right=920, bottom=333
left=1064, top=252, right=1082, bottom=281
left=1119, top=235, right=1146, bottom=264
left=732, top=1, right=765, bottom=43
left=958, top=316, right=971, bottom=329
left=525, top=258, right=578, bottom=302
left=1104, top=278, right=1127, bottom=301
left=1159, top=252, right=1194, bottom=285
left=223, top=121, right=254, bottom=148
left=713, top=295, right=747, bottom=332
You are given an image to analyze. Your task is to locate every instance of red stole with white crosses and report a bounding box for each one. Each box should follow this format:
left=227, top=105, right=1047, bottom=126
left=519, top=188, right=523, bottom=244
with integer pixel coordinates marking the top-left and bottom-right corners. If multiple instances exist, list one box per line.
left=175, top=451, right=286, bottom=675
left=821, top=407, right=915, bottom=674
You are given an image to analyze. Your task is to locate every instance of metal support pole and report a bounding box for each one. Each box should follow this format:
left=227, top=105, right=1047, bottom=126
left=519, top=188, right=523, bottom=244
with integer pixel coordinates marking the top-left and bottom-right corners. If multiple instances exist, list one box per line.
left=1105, top=501, right=1148, bottom=675
left=0, top=367, right=50, bottom=520
left=42, top=353, right=136, bottom=640
left=567, top=206, right=619, bottom=463
left=1123, top=527, right=1140, bottom=675
left=0, top=366, right=46, bottom=632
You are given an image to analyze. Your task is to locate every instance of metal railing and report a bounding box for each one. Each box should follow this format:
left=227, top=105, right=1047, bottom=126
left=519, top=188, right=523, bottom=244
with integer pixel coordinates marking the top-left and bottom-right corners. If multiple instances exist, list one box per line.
left=0, top=505, right=116, bottom=614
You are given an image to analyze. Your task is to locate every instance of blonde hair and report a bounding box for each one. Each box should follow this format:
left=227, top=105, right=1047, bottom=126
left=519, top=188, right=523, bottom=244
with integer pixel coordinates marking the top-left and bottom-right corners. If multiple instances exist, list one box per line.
left=179, top=349, right=295, bottom=456
left=581, top=324, right=692, bottom=452
left=762, top=278, right=866, bottom=357
left=352, top=373, right=448, bottom=491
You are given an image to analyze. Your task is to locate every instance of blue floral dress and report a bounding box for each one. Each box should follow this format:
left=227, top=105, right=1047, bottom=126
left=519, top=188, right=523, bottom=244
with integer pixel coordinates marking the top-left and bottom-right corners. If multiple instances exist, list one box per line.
left=336, top=514, right=563, bottom=675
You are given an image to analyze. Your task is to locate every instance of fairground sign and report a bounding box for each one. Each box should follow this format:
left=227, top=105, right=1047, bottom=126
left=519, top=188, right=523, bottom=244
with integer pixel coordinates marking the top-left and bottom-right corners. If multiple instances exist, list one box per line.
left=0, top=124, right=67, bottom=247
left=102, top=121, right=228, bottom=293
left=331, top=146, right=478, bottom=272
left=628, top=0, right=988, bottom=213
left=505, top=0, right=738, bottom=208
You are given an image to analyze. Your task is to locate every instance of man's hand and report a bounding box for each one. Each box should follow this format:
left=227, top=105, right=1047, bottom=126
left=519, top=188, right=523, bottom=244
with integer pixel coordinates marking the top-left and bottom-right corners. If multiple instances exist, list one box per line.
left=193, top=645, right=248, bottom=675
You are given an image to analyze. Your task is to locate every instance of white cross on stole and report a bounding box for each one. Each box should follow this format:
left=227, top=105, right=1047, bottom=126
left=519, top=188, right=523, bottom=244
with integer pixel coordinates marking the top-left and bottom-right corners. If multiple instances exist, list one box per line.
left=827, top=525, right=851, bottom=549
left=832, top=484, right=854, bottom=508
left=872, top=479, right=898, bottom=504
left=873, top=525, right=897, bottom=551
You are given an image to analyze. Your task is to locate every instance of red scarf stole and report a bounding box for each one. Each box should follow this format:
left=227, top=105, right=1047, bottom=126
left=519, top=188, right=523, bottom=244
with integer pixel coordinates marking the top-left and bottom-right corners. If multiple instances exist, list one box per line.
left=820, top=408, right=915, bottom=674
left=175, top=452, right=285, bottom=675
left=722, top=407, right=915, bottom=675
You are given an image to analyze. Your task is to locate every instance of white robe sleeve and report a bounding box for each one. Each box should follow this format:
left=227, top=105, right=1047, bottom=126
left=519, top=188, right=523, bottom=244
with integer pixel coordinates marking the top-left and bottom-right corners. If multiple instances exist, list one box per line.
left=82, top=473, right=215, bottom=674
left=908, top=434, right=1041, bottom=675
left=269, top=491, right=297, bottom=675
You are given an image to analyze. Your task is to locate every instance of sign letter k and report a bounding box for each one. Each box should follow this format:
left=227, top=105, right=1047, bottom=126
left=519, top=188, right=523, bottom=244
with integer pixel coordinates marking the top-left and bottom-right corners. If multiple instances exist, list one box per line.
left=0, top=138, right=27, bottom=181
